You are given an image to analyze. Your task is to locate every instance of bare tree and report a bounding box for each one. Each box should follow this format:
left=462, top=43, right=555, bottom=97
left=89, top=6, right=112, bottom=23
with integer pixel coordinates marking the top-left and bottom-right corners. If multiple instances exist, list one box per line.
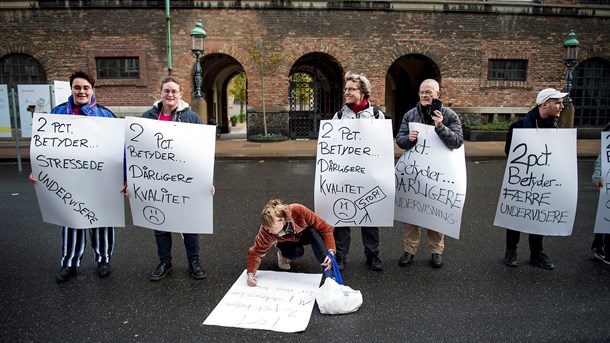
left=245, top=31, right=283, bottom=136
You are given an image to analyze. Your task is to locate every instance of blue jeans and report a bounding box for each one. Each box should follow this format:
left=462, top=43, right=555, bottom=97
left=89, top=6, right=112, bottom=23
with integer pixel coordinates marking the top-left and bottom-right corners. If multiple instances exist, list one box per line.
left=276, top=227, right=327, bottom=266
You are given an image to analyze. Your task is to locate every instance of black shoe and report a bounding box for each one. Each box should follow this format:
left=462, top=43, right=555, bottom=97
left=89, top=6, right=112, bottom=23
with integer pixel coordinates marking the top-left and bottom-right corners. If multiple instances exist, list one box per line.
left=430, top=253, right=443, bottom=269
left=189, top=260, right=206, bottom=280
left=504, top=249, right=518, bottom=267
left=97, top=262, right=111, bottom=278
left=150, top=262, right=173, bottom=281
left=398, top=251, right=414, bottom=266
left=55, top=266, right=77, bottom=283
left=530, top=253, right=554, bottom=270
left=336, top=256, right=346, bottom=271
left=367, top=255, right=383, bottom=271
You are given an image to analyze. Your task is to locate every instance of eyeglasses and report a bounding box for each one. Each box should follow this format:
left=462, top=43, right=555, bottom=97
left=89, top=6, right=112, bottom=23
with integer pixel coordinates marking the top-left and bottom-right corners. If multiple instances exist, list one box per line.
left=162, top=89, right=180, bottom=95
left=344, top=87, right=359, bottom=93
left=418, top=90, right=437, bottom=96
left=72, top=86, right=92, bottom=93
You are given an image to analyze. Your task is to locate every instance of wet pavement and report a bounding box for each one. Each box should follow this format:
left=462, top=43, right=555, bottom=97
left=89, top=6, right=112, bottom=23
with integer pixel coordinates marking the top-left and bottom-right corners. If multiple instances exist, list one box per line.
left=1, top=158, right=608, bottom=342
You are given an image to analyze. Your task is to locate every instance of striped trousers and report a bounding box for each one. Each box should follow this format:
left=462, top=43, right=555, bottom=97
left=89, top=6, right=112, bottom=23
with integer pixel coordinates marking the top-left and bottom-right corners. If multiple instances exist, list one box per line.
left=60, top=227, right=115, bottom=267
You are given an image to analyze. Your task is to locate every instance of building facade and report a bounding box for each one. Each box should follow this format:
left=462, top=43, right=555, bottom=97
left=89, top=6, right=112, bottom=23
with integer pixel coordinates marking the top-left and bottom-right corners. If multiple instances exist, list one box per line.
left=1, top=0, right=609, bottom=138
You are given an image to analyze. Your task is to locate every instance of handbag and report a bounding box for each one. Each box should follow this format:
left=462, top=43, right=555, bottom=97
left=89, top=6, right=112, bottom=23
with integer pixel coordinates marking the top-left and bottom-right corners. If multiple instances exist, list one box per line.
left=315, top=253, right=363, bottom=315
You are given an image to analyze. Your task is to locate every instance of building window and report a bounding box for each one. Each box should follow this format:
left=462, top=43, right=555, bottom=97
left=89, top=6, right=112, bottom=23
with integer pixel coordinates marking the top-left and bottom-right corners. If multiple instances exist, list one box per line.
left=573, top=57, right=610, bottom=127
left=487, top=59, right=527, bottom=81
left=95, top=57, right=139, bottom=79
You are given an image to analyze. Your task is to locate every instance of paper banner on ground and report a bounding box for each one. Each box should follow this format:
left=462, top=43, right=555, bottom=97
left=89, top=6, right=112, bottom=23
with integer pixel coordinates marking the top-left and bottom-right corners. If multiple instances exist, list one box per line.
left=203, top=270, right=322, bottom=333
left=594, top=132, right=610, bottom=234
left=18, top=84, right=51, bottom=138
left=494, top=128, right=577, bottom=236
left=0, top=85, right=10, bottom=137
left=314, top=119, right=395, bottom=227
left=30, top=113, right=125, bottom=228
left=393, top=123, right=467, bottom=239
left=125, top=117, right=215, bottom=233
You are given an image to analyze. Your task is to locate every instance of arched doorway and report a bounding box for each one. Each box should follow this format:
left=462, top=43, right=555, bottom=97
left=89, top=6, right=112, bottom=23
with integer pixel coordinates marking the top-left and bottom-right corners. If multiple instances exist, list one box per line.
left=199, top=53, right=245, bottom=134
left=288, top=53, right=344, bottom=139
left=572, top=57, right=610, bottom=128
left=386, top=54, right=441, bottom=135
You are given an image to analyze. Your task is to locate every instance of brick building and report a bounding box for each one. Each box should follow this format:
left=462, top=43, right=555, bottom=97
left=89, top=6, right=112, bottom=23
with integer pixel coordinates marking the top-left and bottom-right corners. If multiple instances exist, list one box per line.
left=1, top=0, right=609, bottom=139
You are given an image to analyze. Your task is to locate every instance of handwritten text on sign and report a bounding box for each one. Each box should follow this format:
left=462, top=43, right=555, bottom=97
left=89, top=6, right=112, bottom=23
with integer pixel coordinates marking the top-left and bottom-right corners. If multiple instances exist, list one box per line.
left=494, top=129, right=577, bottom=236
left=314, top=119, right=395, bottom=227
left=30, top=113, right=125, bottom=228
left=594, top=133, right=610, bottom=234
left=394, top=123, right=467, bottom=239
left=125, top=117, right=215, bottom=233
left=203, top=270, right=321, bottom=333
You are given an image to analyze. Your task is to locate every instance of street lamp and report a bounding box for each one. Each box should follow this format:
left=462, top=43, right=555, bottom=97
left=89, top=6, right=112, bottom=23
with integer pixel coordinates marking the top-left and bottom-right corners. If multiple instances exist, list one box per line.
left=560, top=30, right=579, bottom=128
left=190, top=19, right=207, bottom=98
left=563, top=30, right=579, bottom=106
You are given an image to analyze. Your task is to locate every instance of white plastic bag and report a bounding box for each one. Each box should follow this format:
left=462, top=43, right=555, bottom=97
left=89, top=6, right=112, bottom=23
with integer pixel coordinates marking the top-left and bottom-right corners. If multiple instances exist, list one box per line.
left=315, top=278, right=363, bottom=315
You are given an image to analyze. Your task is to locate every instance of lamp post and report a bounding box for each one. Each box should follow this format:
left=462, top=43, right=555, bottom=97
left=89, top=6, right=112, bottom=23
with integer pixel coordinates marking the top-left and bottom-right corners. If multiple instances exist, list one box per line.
left=561, top=30, right=579, bottom=128
left=190, top=19, right=208, bottom=123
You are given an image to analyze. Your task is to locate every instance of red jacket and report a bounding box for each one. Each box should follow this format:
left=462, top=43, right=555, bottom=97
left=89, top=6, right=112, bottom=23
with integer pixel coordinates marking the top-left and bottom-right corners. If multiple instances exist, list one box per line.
left=247, top=204, right=335, bottom=273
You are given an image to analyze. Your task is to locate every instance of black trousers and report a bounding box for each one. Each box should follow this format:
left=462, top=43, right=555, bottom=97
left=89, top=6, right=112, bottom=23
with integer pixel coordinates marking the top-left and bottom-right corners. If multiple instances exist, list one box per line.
left=154, top=230, right=199, bottom=264
left=277, top=227, right=327, bottom=266
left=506, top=229, right=543, bottom=254
left=333, top=226, right=379, bottom=261
left=592, top=233, right=610, bottom=256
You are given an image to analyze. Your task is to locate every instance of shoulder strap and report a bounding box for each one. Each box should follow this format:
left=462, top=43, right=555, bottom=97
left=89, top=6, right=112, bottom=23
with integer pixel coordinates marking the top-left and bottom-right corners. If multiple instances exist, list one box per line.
left=335, top=110, right=342, bottom=119
left=373, top=107, right=379, bottom=119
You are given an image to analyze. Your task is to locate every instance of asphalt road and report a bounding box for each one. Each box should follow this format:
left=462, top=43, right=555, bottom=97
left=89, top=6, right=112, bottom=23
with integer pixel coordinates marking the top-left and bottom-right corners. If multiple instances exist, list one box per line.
left=1, top=159, right=608, bottom=342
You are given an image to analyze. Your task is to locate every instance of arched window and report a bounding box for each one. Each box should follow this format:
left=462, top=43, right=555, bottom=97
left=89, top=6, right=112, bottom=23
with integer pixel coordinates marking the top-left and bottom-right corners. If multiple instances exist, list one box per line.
left=0, top=53, right=47, bottom=134
left=0, top=53, right=47, bottom=86
left=572, top=57, right=610, bottom=127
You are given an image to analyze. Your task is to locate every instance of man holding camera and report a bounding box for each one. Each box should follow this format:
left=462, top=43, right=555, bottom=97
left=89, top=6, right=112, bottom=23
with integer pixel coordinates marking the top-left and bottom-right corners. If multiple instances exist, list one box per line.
left=395, top=79, right=464, bottom=268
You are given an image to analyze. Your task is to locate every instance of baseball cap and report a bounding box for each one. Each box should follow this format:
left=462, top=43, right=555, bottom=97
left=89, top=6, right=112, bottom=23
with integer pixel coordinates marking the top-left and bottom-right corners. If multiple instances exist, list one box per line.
left=536, top=88, right=568, bottom=105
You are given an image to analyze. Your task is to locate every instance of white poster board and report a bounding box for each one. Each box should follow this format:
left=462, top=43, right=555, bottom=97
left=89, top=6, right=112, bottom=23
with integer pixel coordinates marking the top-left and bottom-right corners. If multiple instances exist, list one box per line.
left=594, top=133, right=610, bottom=234
left=52, top=80, right=71, bottom=108
left=394, top=123, right=467, bottom=239
left=314, top=119, right=395, bottom=227
left=203, top=270, right=321, bottom=333
left=125, top=117, right=215, bottom=233
left=30, top=113, right=125, bottom=228
left=494, top=129, right=577, bottom=236
left=0, top=85, right=10, bottom=137
left=18, top=84, right=51, bottom=138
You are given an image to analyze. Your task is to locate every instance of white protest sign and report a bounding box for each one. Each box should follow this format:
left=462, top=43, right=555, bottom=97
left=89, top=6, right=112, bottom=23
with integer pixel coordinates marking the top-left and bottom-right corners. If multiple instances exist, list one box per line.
left=394, top=123, right=467, bottom=239
left=30, top=113, right=125, bottom=228
left=494, top=129, right=577, bottom=236
left=0, top=85, right=10, bottom=137
left=125, top=117, right=215, bottom=233
left=314, top=119, right=395, bottom=227
left=52, top=80, right=71, bottom=108
left=203, top=270, right=321, bottom=333
left=18, top=84, right=51, bottom=137
left=594, top=133, right=610, bottom=234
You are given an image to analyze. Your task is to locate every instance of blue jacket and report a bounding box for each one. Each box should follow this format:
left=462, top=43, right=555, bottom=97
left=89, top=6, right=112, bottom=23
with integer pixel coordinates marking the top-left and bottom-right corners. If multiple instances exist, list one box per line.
left=51, top=95, right=115, bottom=118
left=142, top=99, right=202, bottom=124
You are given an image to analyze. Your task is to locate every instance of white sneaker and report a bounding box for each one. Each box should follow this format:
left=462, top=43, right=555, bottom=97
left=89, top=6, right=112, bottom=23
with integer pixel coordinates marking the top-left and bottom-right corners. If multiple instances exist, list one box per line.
left=277, top=250, right=291, bottom=270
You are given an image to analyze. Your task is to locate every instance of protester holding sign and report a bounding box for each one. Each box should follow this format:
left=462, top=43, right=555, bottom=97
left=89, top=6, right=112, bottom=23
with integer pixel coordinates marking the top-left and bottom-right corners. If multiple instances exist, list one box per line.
left=142, top=76, right=214, bottom=281
left=591, top=123, right=610, bottom=265
left=502, top=88, right=568, bottom=270
left=395, top=79, right=463, bottom=269
left=246, top=199, right=336, bottom=287
left=331, top=72, right=386, bottom=272
left=29, top=71, right=120, bottom=283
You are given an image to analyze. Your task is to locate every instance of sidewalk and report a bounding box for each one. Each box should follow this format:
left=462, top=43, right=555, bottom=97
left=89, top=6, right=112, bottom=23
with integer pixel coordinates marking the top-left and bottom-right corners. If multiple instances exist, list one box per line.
left=0, top=138, right=600, bottom=161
